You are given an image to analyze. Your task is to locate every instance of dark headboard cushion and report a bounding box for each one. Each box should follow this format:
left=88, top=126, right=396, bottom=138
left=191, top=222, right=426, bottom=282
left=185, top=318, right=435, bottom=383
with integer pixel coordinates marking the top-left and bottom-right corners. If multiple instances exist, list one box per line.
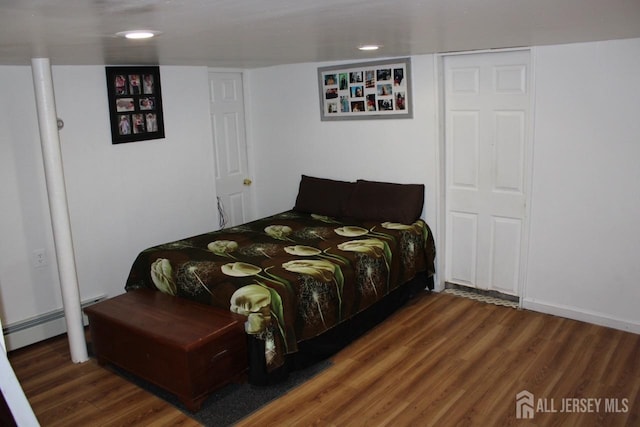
left=345, top=179, right=425, bottom=224
left=294, top=175, right=355, bottom=217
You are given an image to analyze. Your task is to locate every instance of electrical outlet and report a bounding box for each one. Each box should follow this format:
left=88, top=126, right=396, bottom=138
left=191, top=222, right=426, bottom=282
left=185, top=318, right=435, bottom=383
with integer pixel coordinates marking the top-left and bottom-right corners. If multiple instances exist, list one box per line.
left=33, top=248, right=47, bottom=268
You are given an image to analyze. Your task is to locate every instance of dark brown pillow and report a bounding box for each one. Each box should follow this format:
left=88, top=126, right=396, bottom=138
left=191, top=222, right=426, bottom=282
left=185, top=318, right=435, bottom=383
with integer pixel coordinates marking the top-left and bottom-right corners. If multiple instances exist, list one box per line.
left=293, top=175, right=355, bottom=217
left=345, top=179, right=424, bottom=224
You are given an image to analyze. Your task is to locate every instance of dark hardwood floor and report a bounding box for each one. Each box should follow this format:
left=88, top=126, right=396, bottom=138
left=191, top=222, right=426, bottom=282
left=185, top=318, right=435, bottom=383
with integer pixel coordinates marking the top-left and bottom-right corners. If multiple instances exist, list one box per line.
left=7, top=292, right=640, bottom=426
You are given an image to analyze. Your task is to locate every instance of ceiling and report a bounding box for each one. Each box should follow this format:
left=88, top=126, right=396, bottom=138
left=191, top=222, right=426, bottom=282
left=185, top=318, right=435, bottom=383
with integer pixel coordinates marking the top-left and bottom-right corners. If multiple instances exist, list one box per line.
left=1, top=0, right=640, bottom=68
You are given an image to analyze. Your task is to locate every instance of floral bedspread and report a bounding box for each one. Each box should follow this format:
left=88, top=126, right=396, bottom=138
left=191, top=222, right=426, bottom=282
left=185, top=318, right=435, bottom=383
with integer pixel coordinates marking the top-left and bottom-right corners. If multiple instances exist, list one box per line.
left=125, top=210, right=435, bottom=370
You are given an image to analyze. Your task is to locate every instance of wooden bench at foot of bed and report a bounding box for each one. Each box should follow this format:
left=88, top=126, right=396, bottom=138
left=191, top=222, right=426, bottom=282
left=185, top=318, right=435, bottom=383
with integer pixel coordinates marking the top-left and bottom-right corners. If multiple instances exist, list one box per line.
left=84, top=289, right=248, bottom=411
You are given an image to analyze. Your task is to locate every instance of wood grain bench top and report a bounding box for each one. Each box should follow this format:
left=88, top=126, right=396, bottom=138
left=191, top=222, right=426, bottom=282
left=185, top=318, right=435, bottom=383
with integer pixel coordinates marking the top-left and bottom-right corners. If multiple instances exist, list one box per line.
left=84, top=289, right=246, bottom=348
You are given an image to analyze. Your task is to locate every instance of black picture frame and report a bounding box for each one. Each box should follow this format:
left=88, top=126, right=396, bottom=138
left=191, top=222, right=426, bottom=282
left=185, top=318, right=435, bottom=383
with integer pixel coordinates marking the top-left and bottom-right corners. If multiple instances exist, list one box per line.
left=105, top=66, right=165, bottom=144
left=318, top=57, right=412, bottom=121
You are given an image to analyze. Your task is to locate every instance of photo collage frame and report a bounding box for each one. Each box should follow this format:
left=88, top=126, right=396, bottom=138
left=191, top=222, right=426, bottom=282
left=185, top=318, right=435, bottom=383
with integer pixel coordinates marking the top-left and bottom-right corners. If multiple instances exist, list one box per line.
left=318, top=58, right=412, bottom=121
left=105, top=66, right=165, bottom=144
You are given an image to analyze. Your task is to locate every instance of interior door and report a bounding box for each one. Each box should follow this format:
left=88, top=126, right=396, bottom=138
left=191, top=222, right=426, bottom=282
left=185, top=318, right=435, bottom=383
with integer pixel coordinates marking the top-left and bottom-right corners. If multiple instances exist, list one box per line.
left=443, top=50, right=531, bottom=296
left=209, top=71, right=252, bottom=228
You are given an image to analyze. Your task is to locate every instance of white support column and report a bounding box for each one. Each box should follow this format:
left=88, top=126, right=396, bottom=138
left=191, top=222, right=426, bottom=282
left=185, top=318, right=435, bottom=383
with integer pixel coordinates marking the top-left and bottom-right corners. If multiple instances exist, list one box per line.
left=31, top=58, right=88, bottom=363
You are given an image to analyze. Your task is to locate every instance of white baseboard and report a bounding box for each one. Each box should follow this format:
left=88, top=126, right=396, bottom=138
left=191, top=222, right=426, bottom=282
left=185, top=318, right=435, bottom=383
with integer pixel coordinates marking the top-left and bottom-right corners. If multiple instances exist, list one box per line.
left=2, top=295, right=106, bottom=351
left=3, top=316, right=76, bottom=351
left=522, top=297, right=640, bottom=334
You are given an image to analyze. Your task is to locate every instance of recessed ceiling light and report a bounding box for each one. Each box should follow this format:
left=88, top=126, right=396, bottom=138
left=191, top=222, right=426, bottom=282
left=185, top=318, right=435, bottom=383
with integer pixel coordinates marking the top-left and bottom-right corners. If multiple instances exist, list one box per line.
left=116, top=30, right=159, bottom=40
left=358, top=45, right=380, bottom=51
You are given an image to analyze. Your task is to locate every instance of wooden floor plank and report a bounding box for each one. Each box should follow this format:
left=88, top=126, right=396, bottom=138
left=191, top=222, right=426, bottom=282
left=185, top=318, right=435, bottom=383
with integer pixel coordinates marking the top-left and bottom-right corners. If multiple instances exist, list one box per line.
left=7, top=291, right=640, bottom=426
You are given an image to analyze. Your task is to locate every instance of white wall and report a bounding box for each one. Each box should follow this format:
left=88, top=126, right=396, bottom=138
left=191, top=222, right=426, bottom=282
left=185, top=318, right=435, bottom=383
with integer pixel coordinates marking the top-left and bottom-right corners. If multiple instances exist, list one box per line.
left=524, top=38, right=640, bottom=331
left=0, top=65, right=218, bottom=333
left=55, top=66, right=218, bottom=302
left=246, top=55, right=439, bottom=227
left=0, top=66, right=63, bottom=324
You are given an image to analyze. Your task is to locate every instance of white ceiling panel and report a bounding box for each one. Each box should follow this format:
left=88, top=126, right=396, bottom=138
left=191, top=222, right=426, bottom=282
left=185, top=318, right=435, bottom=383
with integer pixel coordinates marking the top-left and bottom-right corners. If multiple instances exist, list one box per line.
left=1, top=0, right=639, bottom=67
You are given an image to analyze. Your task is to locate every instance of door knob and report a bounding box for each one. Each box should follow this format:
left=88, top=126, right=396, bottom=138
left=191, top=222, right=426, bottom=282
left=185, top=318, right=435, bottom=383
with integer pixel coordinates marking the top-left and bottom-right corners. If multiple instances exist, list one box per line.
left=243, top=178, right=252, bottom=186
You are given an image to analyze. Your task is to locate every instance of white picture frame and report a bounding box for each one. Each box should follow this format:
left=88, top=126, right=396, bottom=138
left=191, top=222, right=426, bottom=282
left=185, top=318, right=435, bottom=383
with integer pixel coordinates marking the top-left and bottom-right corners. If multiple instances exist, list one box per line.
left=318, top=57, right=412, bottom=121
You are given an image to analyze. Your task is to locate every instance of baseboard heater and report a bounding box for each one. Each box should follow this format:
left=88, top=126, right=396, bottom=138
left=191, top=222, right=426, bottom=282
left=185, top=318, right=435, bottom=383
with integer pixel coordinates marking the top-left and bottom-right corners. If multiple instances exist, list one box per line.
left=2, top=295, right=106, bottom=352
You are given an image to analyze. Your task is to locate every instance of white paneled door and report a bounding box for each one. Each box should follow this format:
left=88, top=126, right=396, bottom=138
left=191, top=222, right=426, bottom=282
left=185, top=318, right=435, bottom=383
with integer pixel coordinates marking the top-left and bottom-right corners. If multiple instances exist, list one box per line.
left=443, top=50, right=531, bottom=296
left=209, top=71, right=252, bottom=228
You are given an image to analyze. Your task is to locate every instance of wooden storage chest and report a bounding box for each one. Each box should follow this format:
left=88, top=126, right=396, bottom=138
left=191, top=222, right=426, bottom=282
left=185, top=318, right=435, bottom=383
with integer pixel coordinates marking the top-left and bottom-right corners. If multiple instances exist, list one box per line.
left=84, top=289, right=247, bottom=411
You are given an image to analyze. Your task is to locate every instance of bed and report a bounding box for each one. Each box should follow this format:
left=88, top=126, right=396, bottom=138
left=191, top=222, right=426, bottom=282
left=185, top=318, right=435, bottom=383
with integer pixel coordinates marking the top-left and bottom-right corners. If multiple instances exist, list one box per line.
left=124, top=175, right=436, bottom=383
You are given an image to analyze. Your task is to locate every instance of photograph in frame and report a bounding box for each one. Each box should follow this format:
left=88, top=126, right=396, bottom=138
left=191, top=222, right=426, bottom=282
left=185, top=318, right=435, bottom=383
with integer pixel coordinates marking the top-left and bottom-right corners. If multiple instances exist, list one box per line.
left=318, top=58, right=412, bottom=121
left=105, top=66, right=165, bottom=144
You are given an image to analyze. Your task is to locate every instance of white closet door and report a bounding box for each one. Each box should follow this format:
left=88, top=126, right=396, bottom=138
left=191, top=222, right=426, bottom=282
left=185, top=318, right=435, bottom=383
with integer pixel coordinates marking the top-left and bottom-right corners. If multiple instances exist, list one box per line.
left=209, top=71, right=252, bottom=228
left=443, top=50, right=531, bottom=296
